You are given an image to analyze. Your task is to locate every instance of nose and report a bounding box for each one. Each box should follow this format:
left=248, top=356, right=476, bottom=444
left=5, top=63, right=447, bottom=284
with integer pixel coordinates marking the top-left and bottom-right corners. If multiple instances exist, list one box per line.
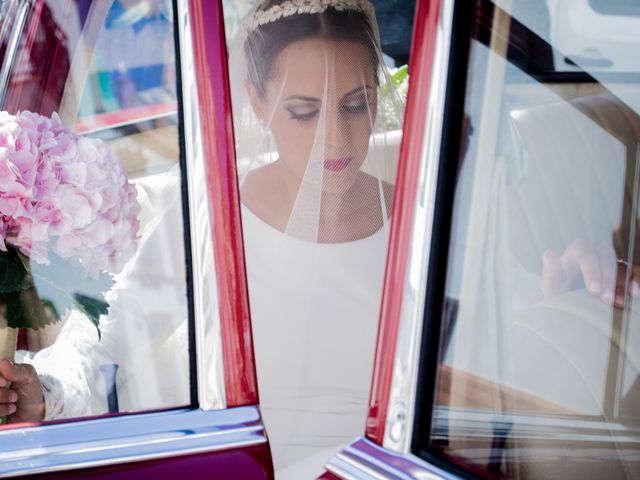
left=324, top=103, right=350, bottom=152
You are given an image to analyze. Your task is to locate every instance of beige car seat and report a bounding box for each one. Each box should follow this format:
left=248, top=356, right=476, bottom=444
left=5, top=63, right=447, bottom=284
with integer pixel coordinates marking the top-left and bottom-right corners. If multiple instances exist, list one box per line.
left=505, top=89, right=640, bottom=478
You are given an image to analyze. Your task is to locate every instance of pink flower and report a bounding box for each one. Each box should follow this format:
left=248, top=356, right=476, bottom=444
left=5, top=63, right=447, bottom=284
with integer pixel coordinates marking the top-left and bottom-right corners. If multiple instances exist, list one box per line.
left=0, top=110, right=140, bottom=276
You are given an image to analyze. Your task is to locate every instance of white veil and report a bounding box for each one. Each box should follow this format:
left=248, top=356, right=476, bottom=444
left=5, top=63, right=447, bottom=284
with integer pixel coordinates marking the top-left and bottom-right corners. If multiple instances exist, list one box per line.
left=229, top=0, right=404, bottom=243
left=227, top=0, right=406, bottom=475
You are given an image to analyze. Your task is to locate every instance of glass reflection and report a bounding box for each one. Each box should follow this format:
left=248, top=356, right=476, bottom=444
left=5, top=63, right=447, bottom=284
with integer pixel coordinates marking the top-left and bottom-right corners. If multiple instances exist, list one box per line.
left=426, top=0, right=640, bottom=478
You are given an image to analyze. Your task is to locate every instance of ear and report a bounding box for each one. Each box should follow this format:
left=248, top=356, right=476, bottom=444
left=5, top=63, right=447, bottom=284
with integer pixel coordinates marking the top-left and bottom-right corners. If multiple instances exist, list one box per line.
left=245, top=79, right=266, bottom=123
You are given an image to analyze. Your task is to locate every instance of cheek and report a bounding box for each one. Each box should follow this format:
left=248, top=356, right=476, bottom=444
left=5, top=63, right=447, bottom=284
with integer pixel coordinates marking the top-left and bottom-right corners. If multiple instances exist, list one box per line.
left=350, top=115, right=373, bottom=157
left=271, top=115, right=318, bottom=168
left=354, top=97, right=377, bottom=155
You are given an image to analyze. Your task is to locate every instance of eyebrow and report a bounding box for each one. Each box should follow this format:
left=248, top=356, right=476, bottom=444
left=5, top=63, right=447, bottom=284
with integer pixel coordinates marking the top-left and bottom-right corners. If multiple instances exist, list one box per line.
left=283, top=95, right=321, bottom=103
left=343, top=85, right=373, bottom=99
left=283, top=85, right=373, bottom=103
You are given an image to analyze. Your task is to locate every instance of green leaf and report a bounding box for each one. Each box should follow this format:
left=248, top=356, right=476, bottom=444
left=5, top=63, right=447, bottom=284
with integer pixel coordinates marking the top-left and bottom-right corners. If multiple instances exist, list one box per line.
left=382, top=65, right=409, bottom=100
left=0, top=249, right=110, bottom=334
left=27, top=253, right=113, bottom=336
left=15, top=250, right=31, bottom=273
left=391, top=64, right=409, bottom=87
left=0, top=248, right=29, bottom=293
left=73, top=293, right=108, bottom=339
left=0, top=287, right=50, bottom=330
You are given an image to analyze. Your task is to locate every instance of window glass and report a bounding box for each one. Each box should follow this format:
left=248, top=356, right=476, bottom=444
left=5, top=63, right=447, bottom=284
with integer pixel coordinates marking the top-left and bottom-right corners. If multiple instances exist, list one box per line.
left=221, top=0, right=411, bottom=475
left=0, top=0, right=190, bottom=425
left=0, top=0, right=25, bottom=96
left=0, top=1, right=8, bottom=37
left=416, top=0, right=640, bottom=478
left=75, top=0, right=176, bottom=134
left=543, top=0, right=640, bottom=73
left=588, top=0, right=640, bottom=17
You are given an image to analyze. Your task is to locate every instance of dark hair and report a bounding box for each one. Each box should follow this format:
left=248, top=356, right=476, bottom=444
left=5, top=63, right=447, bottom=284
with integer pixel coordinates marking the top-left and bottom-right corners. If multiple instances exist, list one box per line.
left=244, top=3, right=380, bottom=98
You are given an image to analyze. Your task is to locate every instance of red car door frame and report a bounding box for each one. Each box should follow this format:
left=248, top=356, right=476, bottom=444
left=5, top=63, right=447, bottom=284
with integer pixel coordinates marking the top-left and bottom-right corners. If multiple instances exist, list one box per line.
left=322, top=0, right=465, bottom=477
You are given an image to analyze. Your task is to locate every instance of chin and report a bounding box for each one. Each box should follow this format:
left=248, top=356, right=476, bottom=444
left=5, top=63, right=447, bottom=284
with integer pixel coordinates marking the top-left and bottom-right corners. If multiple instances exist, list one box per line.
left=320, top=167, right=361, bottom=194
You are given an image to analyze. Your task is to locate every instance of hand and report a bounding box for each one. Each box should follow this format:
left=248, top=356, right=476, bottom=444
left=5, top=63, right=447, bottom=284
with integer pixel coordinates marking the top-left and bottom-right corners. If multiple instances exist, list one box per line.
left=0, top=359, right=45, bottom=423
left=540, top=239, right=640, bottom=308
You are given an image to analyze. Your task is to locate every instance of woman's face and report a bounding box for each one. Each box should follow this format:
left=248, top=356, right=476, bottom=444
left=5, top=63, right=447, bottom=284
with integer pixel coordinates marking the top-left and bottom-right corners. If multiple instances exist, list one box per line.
left=251, top=38, right=377, bottom=193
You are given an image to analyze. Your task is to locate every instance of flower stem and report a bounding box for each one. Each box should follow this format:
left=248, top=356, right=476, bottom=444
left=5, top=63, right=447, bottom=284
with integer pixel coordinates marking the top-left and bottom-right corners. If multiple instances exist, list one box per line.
left=0, top=327, right=16, bottom=360
left=0, top=327, right=17, bottom=425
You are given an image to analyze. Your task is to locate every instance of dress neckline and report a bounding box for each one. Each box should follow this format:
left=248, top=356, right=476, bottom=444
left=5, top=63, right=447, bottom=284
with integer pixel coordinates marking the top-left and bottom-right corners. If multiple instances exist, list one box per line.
left=240, top=203, right=387, bottom=246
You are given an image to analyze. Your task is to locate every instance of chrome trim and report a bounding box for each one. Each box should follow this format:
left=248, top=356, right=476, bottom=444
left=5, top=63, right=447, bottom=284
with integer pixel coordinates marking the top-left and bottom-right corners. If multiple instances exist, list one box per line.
left=0, top=1, right=15, bottom=49
left=382, top=0, right=455, bottom=453
left=0, top=0, right=31, bottom=107
left=432, top=406, right=640, bottom=444
left=175, top=0, right=227, bottom=410
left=326, top=437, right=460, bottom=480
left=0, top=406, right=266, bottom=477
left=80, top=110, right=179, bottom=136
left=614, top=144, right=640, bottom=417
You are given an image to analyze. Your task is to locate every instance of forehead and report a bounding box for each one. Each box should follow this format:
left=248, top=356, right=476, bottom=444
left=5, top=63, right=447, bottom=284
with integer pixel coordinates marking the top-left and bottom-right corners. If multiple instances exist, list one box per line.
left=269, top=38, right=376, bottom=97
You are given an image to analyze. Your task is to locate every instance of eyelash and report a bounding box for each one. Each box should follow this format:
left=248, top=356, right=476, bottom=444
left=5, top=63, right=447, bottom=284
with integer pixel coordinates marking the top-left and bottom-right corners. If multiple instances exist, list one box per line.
left=285, top=101, right=369, bottom=123
left=287, top=109, right=319, bottom=123
left=342, top=103, right=368, bottom=115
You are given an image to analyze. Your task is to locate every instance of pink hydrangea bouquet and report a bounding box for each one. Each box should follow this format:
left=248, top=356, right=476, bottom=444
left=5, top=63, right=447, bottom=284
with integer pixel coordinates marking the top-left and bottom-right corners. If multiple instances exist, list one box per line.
left=0, top=110, right=140, bottom=361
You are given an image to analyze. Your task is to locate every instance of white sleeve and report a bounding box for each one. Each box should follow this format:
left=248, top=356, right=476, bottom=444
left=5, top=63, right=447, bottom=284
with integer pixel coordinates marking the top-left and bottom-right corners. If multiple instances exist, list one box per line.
left=31, top=309, right=101, bottom=420
left=30, top=167, right=189, bottom=419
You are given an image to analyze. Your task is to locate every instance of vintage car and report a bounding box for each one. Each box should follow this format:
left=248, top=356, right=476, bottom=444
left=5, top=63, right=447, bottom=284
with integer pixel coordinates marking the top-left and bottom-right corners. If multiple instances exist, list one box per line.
left=0, top=0, right=638, bottom=478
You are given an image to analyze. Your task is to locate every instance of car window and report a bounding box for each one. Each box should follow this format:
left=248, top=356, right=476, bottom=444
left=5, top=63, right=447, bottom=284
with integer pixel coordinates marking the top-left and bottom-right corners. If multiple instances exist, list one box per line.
left=545, top=0, right=640, bottom=73
left=1, top=0, right=192, bottom=425
left=412, top=0, right=640, bottom=478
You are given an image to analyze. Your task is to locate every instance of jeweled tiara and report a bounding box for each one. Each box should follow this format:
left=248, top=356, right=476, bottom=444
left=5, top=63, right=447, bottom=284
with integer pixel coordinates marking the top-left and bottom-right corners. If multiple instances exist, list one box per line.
left=244, top=0, right=374, bottom=32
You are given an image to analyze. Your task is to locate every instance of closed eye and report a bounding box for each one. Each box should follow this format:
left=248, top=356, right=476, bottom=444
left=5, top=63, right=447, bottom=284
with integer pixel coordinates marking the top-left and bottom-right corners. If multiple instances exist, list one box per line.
left=341, top=94, right=369, bottom=115
left=285, top=106, right=319, bottom=122
left=342, top=103, right=368, bottom=114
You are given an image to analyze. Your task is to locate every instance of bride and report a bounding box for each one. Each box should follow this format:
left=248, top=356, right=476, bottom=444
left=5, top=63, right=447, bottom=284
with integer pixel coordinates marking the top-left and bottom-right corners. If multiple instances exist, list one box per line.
left=229, top=0, right=403, bottom=476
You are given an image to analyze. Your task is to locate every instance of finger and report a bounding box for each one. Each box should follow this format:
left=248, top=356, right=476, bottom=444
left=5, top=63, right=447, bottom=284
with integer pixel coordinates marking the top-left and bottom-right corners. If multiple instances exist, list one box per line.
left=0, top=359, right=27, bottom=383
left=575, top=249, right=602, bottom=296
left=541, top=250, right=570, bottom=297
left=0, top=387, right=17, bottom=404
left=0, top=403, right=16, bottom=416
left=595, top=244, right=617, bottom=304
left=561, top=239, right=596, bottom=292
left=629, top=264, right=640, bottom=297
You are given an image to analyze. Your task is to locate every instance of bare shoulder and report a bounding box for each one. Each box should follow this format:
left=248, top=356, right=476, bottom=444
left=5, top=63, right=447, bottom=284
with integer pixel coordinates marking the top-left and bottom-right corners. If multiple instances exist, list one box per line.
left=239, top=163, right=289, bottom=230
left=240, top=163, right=279, bottom=206
left=383, top=181, right=394, bottom=217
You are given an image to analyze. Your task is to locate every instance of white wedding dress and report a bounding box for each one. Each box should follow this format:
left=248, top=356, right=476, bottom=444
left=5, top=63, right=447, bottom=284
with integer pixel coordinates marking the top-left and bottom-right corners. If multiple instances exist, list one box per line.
left=241, top=204, right=389, bottom=478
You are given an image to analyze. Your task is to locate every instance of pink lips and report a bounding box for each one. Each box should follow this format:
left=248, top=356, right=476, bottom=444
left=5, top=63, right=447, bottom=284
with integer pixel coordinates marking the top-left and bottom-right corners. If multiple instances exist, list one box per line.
left=323, top=157, right=352, bottom=172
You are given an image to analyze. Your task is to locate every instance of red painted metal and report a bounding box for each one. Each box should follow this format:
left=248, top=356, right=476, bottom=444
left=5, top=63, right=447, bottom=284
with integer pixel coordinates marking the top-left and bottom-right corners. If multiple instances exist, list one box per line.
left=40, top=0, right=73, bottom=115
left=21, top=445, right=274, bottom=480
left=188, top=0, right=258, bottom=406
left=317, top=472, right=342, bottom=480
left=3, top=0, right=73, bottom=116
left=365, top=0, right=442, bottom=444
